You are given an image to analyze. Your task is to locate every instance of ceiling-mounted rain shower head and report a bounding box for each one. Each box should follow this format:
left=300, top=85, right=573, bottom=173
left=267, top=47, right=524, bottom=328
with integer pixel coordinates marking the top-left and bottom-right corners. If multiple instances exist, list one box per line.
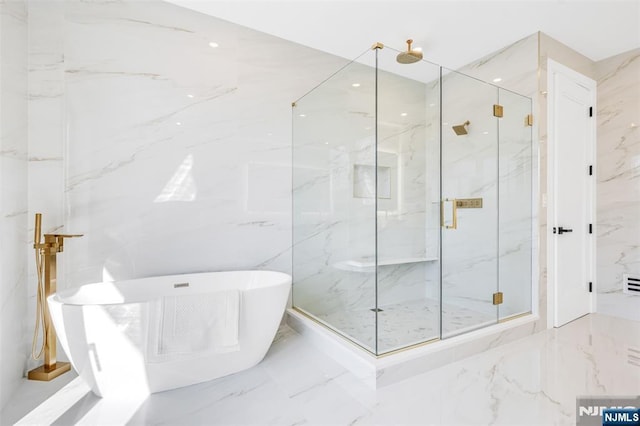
left=452, top=120, right=470, bottom=135
left=396, top=39, right=423, bottom=64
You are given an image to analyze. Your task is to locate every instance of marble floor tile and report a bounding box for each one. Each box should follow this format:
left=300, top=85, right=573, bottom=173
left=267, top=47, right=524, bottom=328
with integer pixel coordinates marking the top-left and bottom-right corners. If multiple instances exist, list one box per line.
left=317, top=298, right=495, bottom=353
left=3, top=313, right=639, bottom=425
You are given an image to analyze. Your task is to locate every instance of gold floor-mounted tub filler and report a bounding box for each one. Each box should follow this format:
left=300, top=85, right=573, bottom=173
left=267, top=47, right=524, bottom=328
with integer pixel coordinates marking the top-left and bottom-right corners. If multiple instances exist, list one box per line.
left=28, top=213, right=82, bottom=381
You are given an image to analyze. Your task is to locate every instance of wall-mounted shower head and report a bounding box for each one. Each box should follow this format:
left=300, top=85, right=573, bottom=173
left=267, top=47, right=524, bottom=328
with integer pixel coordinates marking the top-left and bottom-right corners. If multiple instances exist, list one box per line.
left=396, top=39, right=423, bottom=64
left=452, top=120, right=470, bottom=135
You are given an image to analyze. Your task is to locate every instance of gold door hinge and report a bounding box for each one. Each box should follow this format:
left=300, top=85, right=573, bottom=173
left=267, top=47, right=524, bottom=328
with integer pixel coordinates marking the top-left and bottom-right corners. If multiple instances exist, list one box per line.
left=493, top=104, right=504, bottom=118
left=525, top=114, right=533, bottom=126
left=492, top=292, right=503, bottom=305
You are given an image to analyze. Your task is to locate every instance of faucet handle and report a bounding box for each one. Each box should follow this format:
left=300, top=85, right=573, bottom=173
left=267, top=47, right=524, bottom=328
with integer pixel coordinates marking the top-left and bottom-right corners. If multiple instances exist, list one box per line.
left=43, top=233, right=83, bottom=253
left=34, top=213, right=42, bottom=246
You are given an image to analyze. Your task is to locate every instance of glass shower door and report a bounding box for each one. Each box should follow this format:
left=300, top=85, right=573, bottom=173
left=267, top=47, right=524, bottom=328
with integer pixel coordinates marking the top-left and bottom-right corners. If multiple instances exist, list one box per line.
left=497, top=88, right=533, bottom=321
left=440, top=69, right=499, bottom=338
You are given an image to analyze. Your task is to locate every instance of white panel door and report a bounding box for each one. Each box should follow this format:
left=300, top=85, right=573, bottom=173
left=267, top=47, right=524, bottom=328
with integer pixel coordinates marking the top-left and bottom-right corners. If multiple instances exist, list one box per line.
left=549, top=62, right=595, bottom=327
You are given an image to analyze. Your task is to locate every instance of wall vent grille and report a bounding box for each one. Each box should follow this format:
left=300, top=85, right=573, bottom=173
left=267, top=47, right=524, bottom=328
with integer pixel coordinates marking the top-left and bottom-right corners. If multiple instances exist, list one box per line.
left=623, top=274, right=640, bottom=295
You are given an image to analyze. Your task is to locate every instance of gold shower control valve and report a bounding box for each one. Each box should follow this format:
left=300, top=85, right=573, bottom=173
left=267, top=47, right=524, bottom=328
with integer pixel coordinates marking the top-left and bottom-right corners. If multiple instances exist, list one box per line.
left=456, top=198, right=483, bottom=208
left=442, top=198, right=484, bottom=229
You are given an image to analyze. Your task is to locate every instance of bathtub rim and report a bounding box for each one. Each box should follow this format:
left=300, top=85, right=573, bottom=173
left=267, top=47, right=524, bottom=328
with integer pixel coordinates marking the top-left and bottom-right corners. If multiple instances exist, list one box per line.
left=50, top=270, right=292, bottom=306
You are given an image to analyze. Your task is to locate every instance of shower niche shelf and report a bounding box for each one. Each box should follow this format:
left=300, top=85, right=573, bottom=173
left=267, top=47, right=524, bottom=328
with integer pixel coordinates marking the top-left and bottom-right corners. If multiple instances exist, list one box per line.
left=334, top=257, right=438, bottom=272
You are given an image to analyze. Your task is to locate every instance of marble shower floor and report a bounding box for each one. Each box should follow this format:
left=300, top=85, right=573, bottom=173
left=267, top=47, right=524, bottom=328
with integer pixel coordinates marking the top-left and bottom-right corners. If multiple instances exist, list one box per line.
left=316, top=298, right=495, bottom=353
left=2, top=313, right=639, bottom=425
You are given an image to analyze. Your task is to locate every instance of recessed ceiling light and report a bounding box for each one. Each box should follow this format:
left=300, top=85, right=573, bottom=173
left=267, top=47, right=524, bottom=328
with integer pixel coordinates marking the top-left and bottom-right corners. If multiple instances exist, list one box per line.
left=352, top=83, right=361, bottom=87
left=324, top=142, right=329, bottom=145
left=176, top=122, right=182, bottom=126
left=400, top=112, right=408, bottom=117
left=299, top=114, right=306, bottom=117
left=208, top=42, right=219, bottom=48
left=493, top=77, right=502, bottom=83
left=365, top=126, right=372, bottom=130
left=483, top=131, right=489, bottom=135
left=187, top=94, right=194, bottom=99
left=631, top=123, right=637, bottom=128
left=442, top=122, right=449, bottom=126
left=429, top=103, right=435, bottom=107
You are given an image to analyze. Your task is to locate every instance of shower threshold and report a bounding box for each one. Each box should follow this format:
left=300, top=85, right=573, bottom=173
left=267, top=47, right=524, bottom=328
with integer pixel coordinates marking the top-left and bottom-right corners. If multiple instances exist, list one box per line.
left=286, top=308, right=537, bottom=388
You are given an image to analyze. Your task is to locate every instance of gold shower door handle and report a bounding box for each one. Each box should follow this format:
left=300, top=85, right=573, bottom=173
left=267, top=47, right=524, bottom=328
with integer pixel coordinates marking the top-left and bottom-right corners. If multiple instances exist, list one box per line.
left=441, top=198, right=458, bottom=229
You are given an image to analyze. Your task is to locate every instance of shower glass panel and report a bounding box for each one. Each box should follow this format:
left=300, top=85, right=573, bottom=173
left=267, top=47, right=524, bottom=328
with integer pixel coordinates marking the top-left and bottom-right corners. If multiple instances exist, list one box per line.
left=497, top=89, right=533, bottom=320
left=292, top=51, right=378, bottom=352
left=376, top=48, right=441, bottom=353
left=440, top=69, right=499, bottom=338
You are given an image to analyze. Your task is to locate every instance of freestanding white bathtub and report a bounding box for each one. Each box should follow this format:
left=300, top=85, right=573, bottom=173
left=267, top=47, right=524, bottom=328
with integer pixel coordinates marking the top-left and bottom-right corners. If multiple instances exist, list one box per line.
left=48, top=270, right=291, bottom=398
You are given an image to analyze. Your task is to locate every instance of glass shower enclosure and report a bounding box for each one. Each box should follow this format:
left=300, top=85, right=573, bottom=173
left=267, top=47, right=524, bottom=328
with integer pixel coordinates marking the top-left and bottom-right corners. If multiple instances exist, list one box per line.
left=292, top=44, right=532, bottom=355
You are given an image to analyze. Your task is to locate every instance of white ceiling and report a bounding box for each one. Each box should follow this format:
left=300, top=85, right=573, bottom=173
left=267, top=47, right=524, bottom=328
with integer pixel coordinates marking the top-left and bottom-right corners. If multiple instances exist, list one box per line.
left=166, top=0, right=640, bottom=70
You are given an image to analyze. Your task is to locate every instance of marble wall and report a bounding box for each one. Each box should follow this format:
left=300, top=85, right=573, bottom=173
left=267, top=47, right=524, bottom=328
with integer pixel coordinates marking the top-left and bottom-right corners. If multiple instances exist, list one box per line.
left=25, top=0, right=347, bottom=295
left=595, top=48, right=640, bottom=320
left=0, top=0, right=28, bottom=411
left=22, top=0, right=347, bottom=372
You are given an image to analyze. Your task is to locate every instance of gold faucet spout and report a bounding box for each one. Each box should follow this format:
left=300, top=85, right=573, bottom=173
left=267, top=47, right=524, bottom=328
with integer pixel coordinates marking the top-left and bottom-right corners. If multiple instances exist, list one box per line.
left=45, top=233, right=84, bottom=253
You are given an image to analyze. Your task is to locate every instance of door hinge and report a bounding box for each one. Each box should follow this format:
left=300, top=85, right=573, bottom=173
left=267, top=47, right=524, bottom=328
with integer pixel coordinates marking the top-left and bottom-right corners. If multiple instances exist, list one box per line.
left=525, top=114, right=533, bottom=126
left=589, top=223, right=593, bottom=234
left=589, top=165, right=593, bottom=175
left=589, top=106, right=593, bottom=117
left=493, top=104, right=504, bottom=118
left=589, top=282, right=593, bottom=293
left=492, top=292, right=503, bottom=305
